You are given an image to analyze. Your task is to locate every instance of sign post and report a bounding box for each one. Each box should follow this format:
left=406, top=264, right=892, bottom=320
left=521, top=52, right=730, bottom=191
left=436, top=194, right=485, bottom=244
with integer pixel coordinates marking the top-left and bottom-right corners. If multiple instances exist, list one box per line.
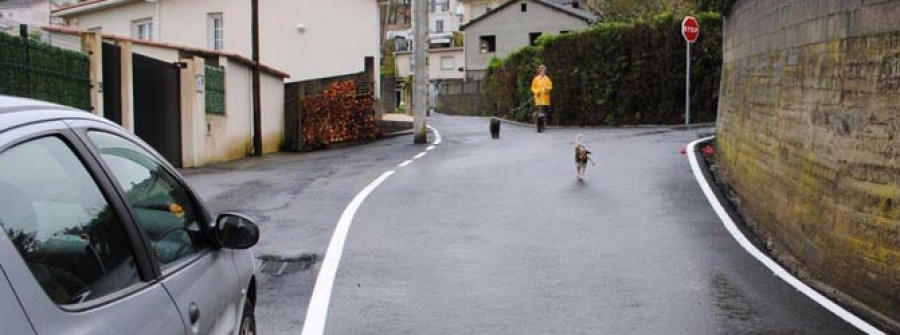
left=682, top=16, right=699, bottom=127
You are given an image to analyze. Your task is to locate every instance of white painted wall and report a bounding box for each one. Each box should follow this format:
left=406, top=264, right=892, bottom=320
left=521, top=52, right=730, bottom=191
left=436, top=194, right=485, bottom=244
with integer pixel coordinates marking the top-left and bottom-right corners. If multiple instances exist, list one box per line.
left=261, top=71, right=284, bottom=154
left=430, top=0, right=461, bottom=33
left=395, top=47, right=463, bottom=80
left=259, top=0, right=380, bottom=85
left=396, top=51, right=412, bottom=78
left=65, top=1, right=155, bottom=37
left=428, top=48, right=464, bottom=79
left=0, top=2, right=53, bottom=26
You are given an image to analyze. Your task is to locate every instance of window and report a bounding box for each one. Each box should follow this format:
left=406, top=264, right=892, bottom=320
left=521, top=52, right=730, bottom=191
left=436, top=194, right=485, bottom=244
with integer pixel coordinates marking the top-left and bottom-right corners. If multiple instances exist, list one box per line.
left=529, top=32, right=543, bottom=46
left=132, top=18, right=152, bottom=41
left=208, top=13, right=223, bottom=51
left=436, top=20, right=444, bottom=33
left=87, top=132, right=209, bottom=268
left=0, top=137, right=140, bottom=305
left=440, top=56, right=455, bottom=70
left=440, top=0, right=449, bottom=12
left=521, top=3, right=527, bottom=12
left=479, top=35, right=496, bottom=53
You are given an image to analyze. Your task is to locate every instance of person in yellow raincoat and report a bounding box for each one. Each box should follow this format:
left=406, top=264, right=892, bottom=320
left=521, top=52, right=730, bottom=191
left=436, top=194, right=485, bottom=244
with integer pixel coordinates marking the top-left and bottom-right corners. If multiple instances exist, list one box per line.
left=531, top=65, right=553, bottom=131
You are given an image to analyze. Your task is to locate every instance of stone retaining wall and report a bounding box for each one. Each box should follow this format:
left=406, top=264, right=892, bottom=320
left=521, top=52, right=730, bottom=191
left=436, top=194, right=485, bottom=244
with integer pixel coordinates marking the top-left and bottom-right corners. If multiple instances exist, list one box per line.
left=717, top=0, right=900, bottom=323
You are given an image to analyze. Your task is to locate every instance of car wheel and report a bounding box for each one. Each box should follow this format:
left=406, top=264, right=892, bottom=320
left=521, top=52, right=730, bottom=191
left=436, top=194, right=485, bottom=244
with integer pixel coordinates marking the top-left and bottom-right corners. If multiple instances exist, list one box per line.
left=239, top=298, right=256, bottom=335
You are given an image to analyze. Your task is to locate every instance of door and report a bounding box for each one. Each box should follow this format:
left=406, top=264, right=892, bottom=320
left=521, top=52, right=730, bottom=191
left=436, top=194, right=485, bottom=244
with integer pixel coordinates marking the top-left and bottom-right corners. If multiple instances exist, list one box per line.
left=0, top=120, right=185, bottom=335
left=132, top=53, right=182, bottom=167
left=0, top=265, right=36, bottom=335
left=80, top=127, right=244, bottom=335
left=102, top=43, right=122, bottom=125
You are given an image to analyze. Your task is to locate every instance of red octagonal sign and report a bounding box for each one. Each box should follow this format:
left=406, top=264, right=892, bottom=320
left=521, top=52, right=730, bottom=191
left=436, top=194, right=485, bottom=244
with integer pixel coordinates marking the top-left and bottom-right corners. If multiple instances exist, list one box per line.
left=682, top=16, right=699, bottom=43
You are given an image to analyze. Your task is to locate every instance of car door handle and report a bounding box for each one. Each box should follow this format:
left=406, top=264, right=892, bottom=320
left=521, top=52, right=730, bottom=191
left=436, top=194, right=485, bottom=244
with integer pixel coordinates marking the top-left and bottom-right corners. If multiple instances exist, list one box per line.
left=189, top=302, right=201, bottom=325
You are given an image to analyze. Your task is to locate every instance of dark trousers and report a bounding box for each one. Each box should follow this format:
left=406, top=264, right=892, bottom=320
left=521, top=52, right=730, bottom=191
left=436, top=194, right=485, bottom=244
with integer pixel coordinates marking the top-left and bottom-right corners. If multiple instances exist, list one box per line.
left=537, top=105, right=550, bottom=121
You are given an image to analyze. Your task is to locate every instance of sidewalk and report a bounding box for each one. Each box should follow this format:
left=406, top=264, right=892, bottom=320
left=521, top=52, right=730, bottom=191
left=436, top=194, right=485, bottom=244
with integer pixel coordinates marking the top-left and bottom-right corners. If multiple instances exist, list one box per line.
left=379, top=113, right=414, bottom=137
left=382, top=113, right=413, bottom=122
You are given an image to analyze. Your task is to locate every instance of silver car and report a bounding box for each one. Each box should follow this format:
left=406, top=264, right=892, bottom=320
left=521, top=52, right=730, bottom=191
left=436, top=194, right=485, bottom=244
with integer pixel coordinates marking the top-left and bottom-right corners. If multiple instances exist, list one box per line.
left=0, top=95, right=259, bottom=335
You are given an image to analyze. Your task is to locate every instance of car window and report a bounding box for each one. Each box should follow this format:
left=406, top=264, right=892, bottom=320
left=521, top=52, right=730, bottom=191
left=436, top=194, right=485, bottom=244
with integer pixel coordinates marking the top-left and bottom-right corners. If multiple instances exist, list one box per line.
left=87, top=131, right=209, bottom=268
left=0, top=136, right=140, bottom=305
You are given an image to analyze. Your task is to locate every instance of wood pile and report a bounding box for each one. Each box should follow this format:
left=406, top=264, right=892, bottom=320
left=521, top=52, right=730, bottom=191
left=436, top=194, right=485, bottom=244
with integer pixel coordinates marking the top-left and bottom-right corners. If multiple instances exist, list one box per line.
left=300, top=80, right=379, bottom=149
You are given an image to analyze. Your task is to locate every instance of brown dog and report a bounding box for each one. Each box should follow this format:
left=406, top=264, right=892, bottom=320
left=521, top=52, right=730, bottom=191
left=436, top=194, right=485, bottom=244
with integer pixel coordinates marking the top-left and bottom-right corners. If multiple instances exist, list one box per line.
left=575, top=134, right=596, bottom=180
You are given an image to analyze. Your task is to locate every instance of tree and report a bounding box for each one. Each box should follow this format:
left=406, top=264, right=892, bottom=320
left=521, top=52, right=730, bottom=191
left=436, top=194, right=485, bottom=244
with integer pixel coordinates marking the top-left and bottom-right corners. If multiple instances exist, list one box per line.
left=578, top=0, right=718, bottom=22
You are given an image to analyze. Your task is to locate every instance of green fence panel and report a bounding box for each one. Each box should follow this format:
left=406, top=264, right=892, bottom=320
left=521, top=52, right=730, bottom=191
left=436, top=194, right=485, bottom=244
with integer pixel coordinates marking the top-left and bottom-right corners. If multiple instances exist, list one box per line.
left=0, top=33, right=91, bottom=110
left=205, top=65, right=225, bottom=115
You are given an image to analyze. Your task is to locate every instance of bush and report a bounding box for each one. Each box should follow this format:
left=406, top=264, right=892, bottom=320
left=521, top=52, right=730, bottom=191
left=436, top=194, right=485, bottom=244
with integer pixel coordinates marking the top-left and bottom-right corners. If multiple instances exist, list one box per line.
left=484, top=12, right=722, bottom=126
left=0, top=33, right=91, bottom=110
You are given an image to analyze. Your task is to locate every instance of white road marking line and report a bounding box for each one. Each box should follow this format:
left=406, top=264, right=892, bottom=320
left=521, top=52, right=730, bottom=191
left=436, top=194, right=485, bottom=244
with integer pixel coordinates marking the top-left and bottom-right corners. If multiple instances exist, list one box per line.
left=302, top=126, right=442, bottom=334
left=687, top=136, right=885, bottom=335
left=301, top=170, right=396, bottom=335
left=427, top=145, right=435, bottom=151
left=428, top=125, right=442, bottom=144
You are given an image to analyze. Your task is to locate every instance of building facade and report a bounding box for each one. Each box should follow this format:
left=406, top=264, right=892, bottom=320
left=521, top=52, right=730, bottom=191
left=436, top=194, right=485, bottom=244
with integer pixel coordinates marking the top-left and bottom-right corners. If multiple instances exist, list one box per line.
left=54, top=0, right=380, bottom=87
left=460, top=0, right=593, bottom=75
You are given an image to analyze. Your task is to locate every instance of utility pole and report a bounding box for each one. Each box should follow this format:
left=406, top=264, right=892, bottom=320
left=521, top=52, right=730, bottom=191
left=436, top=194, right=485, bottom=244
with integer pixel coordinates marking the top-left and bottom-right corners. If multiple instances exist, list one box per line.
left=412, top=0, right=428, bottom=144
left=251, top=0, right=263, bottom=155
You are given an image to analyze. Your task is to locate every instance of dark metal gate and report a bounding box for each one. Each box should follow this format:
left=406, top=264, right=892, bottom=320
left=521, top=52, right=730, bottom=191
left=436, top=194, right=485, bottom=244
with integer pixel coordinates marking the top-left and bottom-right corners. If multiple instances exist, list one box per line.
left=132, top=53, right=182, bottom=167
left=101, top=43, right=122, bottom=124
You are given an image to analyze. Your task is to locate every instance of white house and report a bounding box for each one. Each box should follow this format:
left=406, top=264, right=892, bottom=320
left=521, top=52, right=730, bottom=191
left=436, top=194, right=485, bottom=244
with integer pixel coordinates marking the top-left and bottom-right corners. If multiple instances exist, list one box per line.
left=53, top=0, right=381, bottom=88
left=428, top=0, right=462, bottom=46
left=395, top=46, right=464, bottom=80
left=0, top=0, right=75, bottom=30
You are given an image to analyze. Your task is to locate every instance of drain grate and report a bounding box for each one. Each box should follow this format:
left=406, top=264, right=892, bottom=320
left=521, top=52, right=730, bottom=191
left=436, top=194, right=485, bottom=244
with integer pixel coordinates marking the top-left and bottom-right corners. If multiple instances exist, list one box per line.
left=257, top=254, right=319, bottom=276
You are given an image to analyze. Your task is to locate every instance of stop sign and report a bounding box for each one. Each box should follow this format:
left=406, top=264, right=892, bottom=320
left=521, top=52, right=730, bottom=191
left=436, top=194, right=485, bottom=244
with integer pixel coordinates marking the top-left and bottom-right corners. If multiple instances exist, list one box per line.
left=682, top=16, right=699, bottom=43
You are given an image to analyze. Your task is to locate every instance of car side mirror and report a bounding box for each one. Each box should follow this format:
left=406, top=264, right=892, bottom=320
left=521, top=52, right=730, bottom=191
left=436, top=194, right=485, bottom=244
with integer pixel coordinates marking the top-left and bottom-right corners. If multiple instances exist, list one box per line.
left=215, top=213, right=259, bottom=249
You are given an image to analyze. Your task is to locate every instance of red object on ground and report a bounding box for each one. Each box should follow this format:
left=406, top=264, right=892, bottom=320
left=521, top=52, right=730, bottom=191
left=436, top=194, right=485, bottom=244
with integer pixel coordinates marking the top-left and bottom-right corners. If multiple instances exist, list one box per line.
left=701, top=145, right=715, bottom=156
left=680, top=148, right=687, bottom=155
left=682, top=16, right=700, bottom=43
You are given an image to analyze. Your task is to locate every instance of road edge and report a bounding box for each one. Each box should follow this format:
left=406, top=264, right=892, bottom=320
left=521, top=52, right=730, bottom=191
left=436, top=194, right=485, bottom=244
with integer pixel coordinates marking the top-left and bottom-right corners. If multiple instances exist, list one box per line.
left=687, top=136, right=885, bottom=335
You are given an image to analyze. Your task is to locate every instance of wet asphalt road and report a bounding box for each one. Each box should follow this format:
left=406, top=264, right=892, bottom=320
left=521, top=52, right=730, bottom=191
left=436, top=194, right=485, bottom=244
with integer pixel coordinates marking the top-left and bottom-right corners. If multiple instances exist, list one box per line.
left=183, top=113, right=862, bottom=334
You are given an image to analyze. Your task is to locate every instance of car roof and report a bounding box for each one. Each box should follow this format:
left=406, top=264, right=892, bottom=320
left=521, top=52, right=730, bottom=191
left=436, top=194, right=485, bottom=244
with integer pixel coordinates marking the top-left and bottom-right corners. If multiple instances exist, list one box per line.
left=0, top=95, right=112, bottom=133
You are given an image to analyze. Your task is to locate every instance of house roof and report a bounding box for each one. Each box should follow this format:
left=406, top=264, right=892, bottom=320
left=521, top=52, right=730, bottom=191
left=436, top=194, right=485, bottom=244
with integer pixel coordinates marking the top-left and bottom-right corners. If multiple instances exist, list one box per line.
left=52, top=0, right=135, bottom=16
left=460, top=0, right=595, bottom=31
left=42, top=25, right=290, bottom=78
left=0, top=0, right=50, bottom=9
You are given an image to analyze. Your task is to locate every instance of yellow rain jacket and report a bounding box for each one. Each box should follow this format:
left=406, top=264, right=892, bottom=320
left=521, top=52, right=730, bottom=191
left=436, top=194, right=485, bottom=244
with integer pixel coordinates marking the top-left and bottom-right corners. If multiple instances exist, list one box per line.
left=531, top=75, right=553, bottom=106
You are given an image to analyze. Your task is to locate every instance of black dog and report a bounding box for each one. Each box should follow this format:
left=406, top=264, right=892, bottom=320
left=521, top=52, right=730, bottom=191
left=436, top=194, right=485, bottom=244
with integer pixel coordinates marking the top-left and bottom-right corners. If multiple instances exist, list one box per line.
left=490, top=118, right=501, bottom=139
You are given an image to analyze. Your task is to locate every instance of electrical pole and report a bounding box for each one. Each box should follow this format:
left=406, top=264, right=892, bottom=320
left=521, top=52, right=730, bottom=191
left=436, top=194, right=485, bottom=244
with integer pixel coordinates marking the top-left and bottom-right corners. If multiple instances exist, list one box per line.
left=412, top=0, right=428, bottom=144
left=251, top=0, right=263, bottom=155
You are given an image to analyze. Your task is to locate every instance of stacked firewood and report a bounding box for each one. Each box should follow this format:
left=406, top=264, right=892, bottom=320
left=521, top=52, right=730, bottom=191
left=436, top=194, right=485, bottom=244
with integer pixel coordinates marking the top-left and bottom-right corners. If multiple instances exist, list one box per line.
left=300, top=80, right=379, bottom=149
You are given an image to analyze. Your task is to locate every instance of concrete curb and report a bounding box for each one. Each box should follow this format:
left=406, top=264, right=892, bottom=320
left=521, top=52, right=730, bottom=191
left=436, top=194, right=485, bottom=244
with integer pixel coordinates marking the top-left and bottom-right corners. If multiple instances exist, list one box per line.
left=382, top=129, right=414, bottom=138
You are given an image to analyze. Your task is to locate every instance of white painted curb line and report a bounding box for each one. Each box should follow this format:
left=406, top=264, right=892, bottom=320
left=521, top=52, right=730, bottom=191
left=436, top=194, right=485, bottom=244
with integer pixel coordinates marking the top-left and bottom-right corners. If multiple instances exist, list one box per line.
left=687, top=136, right=884, bottom=335
left=301, top=126, right=442, bottom=335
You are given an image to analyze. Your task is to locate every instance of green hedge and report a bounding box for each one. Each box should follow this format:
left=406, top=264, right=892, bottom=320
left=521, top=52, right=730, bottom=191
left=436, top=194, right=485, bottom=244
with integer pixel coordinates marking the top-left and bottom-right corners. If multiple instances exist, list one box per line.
left=484, top=12, right=723, bottom=126
left=205, top=65, right=225, bottom=115
left=0, top=33, right=91, bottom=110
